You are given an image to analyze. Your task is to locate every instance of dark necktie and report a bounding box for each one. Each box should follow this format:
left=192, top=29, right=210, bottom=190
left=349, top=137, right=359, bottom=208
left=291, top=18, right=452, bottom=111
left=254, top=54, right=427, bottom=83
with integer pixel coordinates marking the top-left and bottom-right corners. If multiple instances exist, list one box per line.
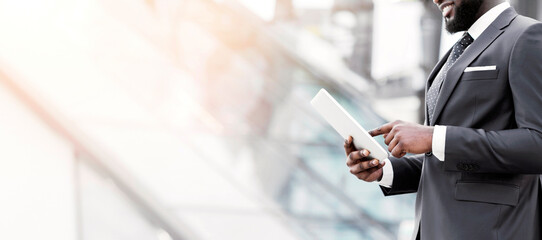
left=427, top=32, right=474, bottom=123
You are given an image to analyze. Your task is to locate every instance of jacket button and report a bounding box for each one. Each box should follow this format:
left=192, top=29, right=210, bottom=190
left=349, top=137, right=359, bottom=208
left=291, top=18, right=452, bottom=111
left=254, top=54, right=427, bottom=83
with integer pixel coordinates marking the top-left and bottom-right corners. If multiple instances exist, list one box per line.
left=456, top=163, right=465, bottom=170
left=425, top=152, right=433, bottom=157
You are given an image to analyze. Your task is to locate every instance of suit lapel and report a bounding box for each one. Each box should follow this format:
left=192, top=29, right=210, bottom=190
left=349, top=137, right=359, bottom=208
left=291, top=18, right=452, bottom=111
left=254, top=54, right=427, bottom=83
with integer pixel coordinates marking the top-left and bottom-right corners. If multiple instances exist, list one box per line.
left=429, top=8, right=518, bottom=126
left=425, top=49, right=452, bottom=123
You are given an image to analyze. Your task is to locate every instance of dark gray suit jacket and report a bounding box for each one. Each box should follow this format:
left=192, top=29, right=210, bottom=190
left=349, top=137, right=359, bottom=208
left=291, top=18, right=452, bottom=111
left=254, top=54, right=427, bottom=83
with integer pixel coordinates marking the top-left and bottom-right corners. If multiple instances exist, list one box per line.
left=382, top=8, right=542, bottom=240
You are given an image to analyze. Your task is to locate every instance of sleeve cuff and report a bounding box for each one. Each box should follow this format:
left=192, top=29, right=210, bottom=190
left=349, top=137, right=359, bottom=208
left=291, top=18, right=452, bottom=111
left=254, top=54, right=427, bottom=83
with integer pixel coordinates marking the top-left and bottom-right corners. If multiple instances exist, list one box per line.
left=376, top=158, right=393, bottom=188
left=432, top=125, right=447, bottom=161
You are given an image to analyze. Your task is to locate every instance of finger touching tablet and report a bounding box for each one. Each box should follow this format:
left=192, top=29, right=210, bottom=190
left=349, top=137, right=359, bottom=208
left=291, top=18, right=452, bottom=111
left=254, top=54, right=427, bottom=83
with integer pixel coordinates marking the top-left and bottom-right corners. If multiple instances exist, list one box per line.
left=310, top=88, right=389, bottom=162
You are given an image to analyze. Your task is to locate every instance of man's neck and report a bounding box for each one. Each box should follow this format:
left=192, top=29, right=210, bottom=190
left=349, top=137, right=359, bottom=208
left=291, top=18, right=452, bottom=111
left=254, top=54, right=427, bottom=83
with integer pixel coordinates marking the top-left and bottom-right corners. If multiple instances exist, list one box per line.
left=467, top=1, right=510, bottom=39
left=475, top=0, right=507, bottom=21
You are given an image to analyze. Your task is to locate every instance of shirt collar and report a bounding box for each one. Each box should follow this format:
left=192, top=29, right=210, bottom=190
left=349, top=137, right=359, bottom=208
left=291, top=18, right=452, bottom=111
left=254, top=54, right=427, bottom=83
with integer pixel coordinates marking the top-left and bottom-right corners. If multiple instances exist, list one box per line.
left=468, top=2, right=511, bottom=40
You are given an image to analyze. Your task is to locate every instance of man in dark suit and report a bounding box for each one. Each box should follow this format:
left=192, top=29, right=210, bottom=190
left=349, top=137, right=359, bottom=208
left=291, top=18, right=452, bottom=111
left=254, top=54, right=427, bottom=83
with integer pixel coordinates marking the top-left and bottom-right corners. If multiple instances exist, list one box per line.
left=343, top=0, right=542, bottom=239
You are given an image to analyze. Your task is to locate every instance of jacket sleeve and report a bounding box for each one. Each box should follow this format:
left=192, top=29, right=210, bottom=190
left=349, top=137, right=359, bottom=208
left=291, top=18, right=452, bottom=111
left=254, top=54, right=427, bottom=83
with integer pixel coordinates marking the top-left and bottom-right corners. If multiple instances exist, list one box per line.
left=444, top=23, right=542, bottom=174
left=381, top=154, right=424, bottom=196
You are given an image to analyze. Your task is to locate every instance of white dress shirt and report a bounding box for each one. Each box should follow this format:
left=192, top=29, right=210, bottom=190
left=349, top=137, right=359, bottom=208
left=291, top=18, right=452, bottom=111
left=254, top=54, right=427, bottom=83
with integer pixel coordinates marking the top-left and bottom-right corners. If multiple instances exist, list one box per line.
left=378, top=2, right=511, bottom=187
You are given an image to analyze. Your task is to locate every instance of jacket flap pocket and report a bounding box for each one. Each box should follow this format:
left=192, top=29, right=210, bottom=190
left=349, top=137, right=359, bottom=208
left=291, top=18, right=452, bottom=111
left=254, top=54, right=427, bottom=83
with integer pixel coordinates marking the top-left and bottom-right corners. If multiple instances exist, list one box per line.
left=455, top=182, right=519, bottom=206
left=461, top=69, right=499, bottom=81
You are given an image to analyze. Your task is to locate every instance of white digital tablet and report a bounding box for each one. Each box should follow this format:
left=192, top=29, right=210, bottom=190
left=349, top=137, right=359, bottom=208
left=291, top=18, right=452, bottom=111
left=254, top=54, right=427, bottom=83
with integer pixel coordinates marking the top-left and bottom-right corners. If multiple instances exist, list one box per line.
left=310, top=88, right=389, bottom=162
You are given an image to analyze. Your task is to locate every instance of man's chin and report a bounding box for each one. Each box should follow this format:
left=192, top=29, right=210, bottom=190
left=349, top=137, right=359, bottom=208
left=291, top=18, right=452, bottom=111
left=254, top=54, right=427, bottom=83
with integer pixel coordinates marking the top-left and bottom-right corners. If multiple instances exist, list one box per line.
left=444, top=22, right=456, bottom=34
left=443, top=0, right=482, bottom=34
left=445, top=19, right=467, bottom=34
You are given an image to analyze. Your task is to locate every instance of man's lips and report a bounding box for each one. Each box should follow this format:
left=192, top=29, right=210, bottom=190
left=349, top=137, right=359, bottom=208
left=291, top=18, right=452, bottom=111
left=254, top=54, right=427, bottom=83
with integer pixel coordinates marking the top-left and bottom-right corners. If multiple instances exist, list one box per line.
left=440, top=2, right=454, bottom=18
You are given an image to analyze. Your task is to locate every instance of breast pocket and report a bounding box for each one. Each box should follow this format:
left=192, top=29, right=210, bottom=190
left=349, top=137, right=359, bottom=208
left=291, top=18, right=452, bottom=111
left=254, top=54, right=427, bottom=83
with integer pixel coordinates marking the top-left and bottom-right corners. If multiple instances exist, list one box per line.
left=461, top=69, right=499, bottom=81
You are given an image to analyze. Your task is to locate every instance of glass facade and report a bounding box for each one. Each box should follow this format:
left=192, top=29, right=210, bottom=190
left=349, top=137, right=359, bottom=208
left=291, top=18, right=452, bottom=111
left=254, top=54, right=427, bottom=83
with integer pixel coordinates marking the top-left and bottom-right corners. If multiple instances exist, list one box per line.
left=149, top=0, right=416, bottom=238
left=0, top=0, right=423, bottom=239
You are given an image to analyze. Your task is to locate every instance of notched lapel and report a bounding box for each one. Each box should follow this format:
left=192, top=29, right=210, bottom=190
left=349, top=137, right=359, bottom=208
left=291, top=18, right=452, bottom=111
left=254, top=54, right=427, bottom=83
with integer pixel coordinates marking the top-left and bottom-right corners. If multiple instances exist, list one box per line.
left=429, top=8, right=518, bottom=126
left=425, top=49, right=452, bottom=123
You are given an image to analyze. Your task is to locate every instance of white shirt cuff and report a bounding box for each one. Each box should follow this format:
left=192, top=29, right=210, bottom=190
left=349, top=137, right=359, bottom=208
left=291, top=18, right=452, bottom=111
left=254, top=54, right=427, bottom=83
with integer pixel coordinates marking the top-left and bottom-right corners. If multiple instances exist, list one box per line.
left=377, top=158, right=393, bottom=188
left=432, top=125, right=447, bottom=161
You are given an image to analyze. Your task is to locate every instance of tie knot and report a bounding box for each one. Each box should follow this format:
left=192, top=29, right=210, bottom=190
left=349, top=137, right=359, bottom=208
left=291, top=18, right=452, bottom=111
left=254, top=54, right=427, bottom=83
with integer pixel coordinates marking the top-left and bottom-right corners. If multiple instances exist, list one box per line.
left=456, top=32, right=474, bottom=50
left=450, top=32, right=474, bottom=63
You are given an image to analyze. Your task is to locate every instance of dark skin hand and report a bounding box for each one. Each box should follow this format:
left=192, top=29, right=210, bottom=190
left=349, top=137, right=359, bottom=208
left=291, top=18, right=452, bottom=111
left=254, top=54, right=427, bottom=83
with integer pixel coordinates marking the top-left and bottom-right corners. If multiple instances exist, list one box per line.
left=344, top=120, right=433, bottom=181
left=369, top=120, right=434, bottom=158
left=344, top=136, right=385, bottom=182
